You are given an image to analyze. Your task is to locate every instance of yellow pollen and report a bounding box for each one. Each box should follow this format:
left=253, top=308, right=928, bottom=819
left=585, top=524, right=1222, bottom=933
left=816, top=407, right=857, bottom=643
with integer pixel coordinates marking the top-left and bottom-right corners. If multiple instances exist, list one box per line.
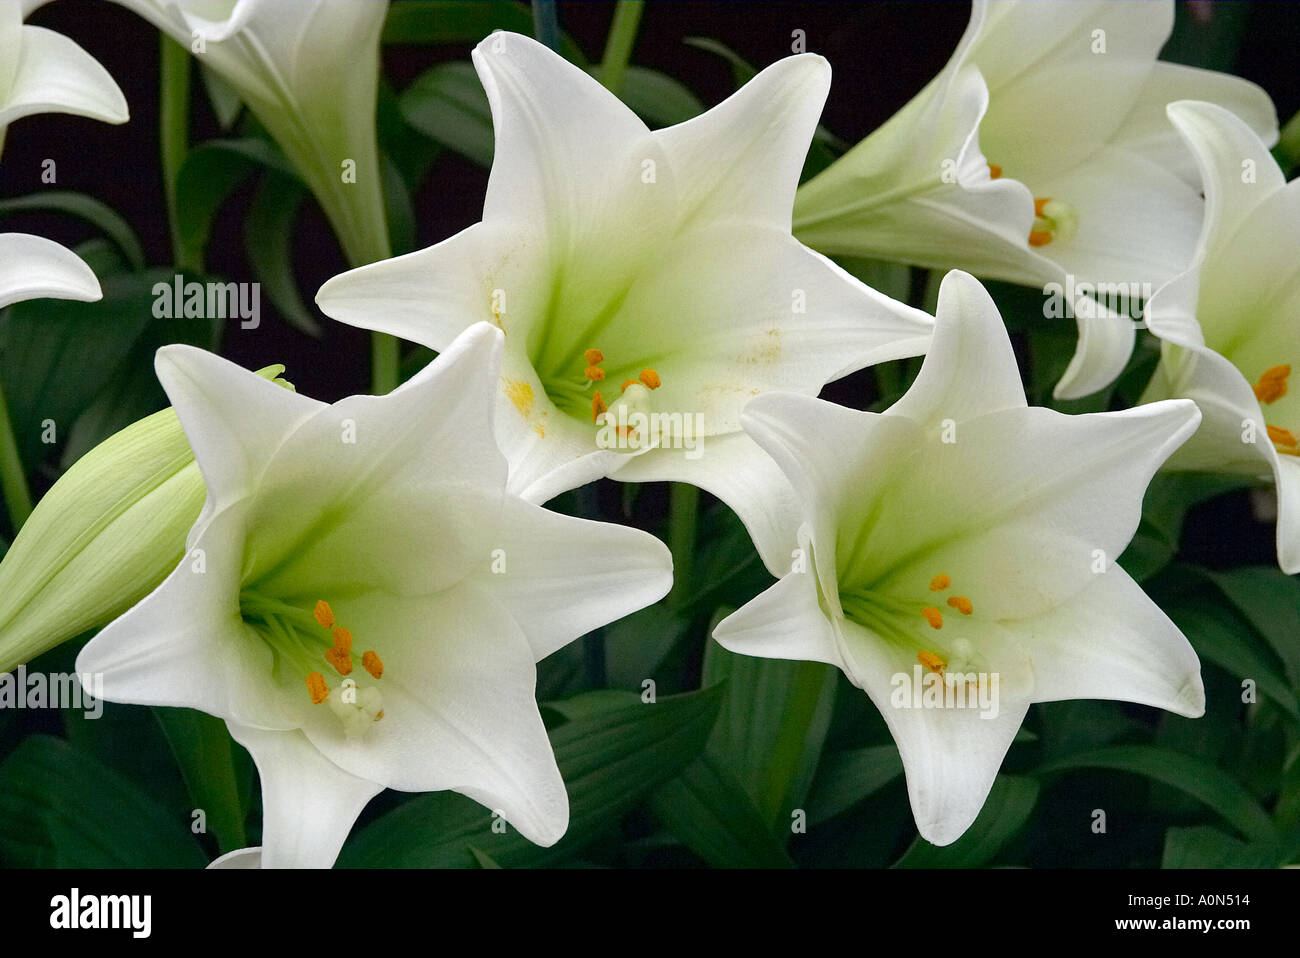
left=1254, top=365, right=1291, bottom=404
left=591, top=391, right=607, bottom=423
left=584, top=348, right=604, bottom=366
left=375, top=711, right=384, bottom=721
left=987, top=163, right=1002, bottom=180
left=929, top=574, right=950, bottom=591
left=313, top=600, right=335, bottom=630
left=362, top=651, right=384, bottom=679
left=306, top=672, right=329, bottom=705
left=505, top=380, right=534, bottom=417
left=947, top=595, right=973, bottom=615
left=921, top=606, right=943, bottom=630
left=638, top=368, right=662, bottom=390
left=325, top=645, right=353, bottom=676
left=918, top=650, right=946, bottom=674
left=584, top=365, right=605, bottom=382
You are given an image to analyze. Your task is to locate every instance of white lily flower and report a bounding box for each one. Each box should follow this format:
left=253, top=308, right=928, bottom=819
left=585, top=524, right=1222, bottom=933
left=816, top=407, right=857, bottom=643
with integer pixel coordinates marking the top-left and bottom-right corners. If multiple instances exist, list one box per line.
left=316, top=31, right=931, bottom=565
left=1140, top=101, right=1300, bottom=574
left=75, top=322, right=673, bottom=868
left=110, top=0, right=389, bottom=264
left=793, top=0, right=1277, bottom=400
left=0, top=0, right=129, bottom=153
left=714, top=270, right=1204, bottom=845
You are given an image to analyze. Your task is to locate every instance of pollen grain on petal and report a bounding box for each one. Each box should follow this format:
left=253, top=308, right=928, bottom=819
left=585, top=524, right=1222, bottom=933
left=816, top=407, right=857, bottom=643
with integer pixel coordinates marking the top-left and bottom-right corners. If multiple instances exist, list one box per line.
left=313, top=600, right=335, bottom=630
left=947, top=596, right=973, bottom=615
left=921, top=606, right=943, bottom=630
left=929, top=574, right=950, bottom=591
left=362, top=651, right=384, bottom=679
left=306, top=672, right=329, bottom=704
left=638, top=368, right=662, bottom=390
left=505, top=379, right=535, bottom=417
left=918, top=650, right=946, bottom=673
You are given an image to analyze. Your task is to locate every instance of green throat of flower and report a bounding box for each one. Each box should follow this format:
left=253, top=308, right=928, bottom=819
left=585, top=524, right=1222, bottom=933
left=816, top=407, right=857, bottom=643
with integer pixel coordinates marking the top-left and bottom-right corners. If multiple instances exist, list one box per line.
left=239, top=594, right=386, bottom=737
left=838, top=572, right=989, bottom=679
left=543, top=346, right=665, bottom=440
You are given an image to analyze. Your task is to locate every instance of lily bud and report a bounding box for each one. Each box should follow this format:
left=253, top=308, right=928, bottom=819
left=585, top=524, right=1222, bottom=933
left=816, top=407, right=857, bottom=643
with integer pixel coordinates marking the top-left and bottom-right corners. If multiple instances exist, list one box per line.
left=0, top=365, right=290, bottom=673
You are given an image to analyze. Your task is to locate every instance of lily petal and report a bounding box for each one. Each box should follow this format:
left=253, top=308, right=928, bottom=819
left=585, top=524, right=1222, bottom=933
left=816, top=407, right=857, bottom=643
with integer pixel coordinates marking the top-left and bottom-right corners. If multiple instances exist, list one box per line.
left=0, top=233, right=100, bottom=309
left=0, top=23, right=128, bottom=129
left=228, top=724, right=383, bottom=869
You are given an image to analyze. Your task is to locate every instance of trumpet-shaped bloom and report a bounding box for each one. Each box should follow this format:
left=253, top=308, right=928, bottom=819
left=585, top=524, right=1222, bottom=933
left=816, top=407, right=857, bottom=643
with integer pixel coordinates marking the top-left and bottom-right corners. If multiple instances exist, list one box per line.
left=76, top=323, right=673, bottom=867
left=793, top=0, right=1276, bottom=400
left=0, top=0, right=128, bottom=152
left=111, top=0, right=389, bottom=265
left=316, top=31, right=931, bottom=566
left=1140, top=101, right=1300, bottom=574
left=714, top=270, right=1203, bottom=845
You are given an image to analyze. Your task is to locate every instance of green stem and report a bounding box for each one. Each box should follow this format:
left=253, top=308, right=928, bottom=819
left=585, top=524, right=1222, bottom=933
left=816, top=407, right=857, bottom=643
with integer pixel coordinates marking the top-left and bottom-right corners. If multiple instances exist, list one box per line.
left=159, top=36, right=192, bottom=271
left=532, top=0, right=560, bottom=52
left=370, top=333, right=400, bottom=395
left=667, top=482, right=699, bottom=608
left=599, top=0, right=644, bottom=96
left=0, top=375, right=32, bottom=531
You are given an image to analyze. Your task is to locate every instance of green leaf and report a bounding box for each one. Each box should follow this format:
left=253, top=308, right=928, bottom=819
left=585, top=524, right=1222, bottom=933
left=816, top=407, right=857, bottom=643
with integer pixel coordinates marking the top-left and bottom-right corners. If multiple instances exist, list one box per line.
left=399, top=61, right=495, bottom=168
left=0, top=269, right=174, bottom=467
left=0, top=192, right=146, bottom=272
left=1165, top=596, right=1299, bottom=719
left=683, top=36, right=757, bottom=87
left=1201, top=566, right=1300, bottom=687
left=806, top=744, right=903, bottom=826
left=601, top=601, right=691, bottom=690
left=0, top=735, right=206, bottom=867
left=338, top=686, right=722, bottom=867
left=649, top=752, right=796, bottom=868
left=468, top=845, right=503, bottom=869
left=613, top=65, right=704, bottom=126
left=1037, top=745, right=1278, bottom=844
left=703, top=642, right=837, bottom=827
left=893, top=774, right=1039, bottom=868
left=174, top=137, right=298, bottom=271
left=152, top=708, right=247, bottom=855
left=244, top=172, right=321, bottom=337
left=1162, top=825, right=1282, bottom=869
left=380, top=151, right=418, bottom=256
left=383, top=1, right=588, bottom=65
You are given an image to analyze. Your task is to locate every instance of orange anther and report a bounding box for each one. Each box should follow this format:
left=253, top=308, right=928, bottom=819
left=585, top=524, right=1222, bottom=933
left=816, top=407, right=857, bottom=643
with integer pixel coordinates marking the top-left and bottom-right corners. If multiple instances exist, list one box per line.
left=1034, top=197, right=1051, bottom=217
left=1028, top=229, right=1053, bottom=247
left=306, top=672, right=329, bottom=704
left=1254, top=365, right=1291, bottom=404
left=362, top=651, right=384, bottom=679
left=929, top=574, right=950, bottom=592
left=591, top=391, right=607, bottom=423
left=332, top=627, right=352, bottom=653
left=584, top=348, right=604, bottom=366
left=1268, top=425, right=1298, bottom=449
left=638, top=368, right=662, bottom=390
left=987, top=163, right=1002, bottom=179
left=325, top=645, right=353, bottom=676
left=947, top=596, right=973, bottom=615
left=313, top=601, right=335, bottom=630
left=921, top=606, right=943, bottom=630
left=584, top=366, right=605, bottom=382
left=918, top=650, right=946, bottom=674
